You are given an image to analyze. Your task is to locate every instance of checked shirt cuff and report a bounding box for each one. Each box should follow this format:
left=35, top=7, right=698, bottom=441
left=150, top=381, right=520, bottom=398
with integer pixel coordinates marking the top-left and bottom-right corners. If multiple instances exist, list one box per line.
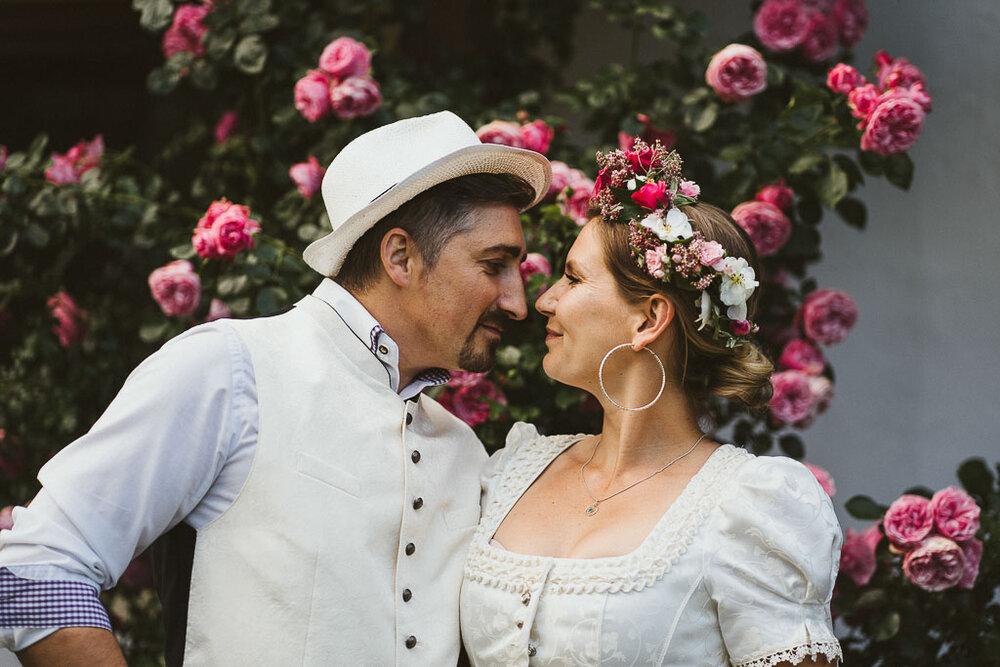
left=0, top=567, right=111, bottom=631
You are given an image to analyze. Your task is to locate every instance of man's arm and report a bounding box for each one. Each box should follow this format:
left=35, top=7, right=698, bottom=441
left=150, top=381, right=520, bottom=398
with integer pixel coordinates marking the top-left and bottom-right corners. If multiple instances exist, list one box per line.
left=18, top=628, right=126, bottom=667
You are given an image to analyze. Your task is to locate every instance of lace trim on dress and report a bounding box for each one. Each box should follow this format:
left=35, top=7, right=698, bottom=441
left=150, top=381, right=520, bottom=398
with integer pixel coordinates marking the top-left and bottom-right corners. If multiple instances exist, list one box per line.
left=464, top=428, right=754, bottom=595
left=734, top=639, right=842, bottom=667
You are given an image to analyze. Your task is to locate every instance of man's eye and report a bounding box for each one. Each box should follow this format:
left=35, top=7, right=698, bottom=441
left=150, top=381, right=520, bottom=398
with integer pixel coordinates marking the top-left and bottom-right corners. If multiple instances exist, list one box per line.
left=483, top=261, right=505, bottom=274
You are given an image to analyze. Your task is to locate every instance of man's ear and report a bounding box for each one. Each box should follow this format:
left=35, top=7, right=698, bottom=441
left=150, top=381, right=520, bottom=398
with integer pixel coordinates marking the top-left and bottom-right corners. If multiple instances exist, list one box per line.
left=380, top=228, right=417, bottom=288
left=632, top=294, right=675, bottom=351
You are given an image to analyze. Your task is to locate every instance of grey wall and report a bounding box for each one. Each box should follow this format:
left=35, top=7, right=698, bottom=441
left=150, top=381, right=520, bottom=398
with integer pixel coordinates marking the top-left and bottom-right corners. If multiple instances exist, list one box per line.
left=567, top=1, right=1000, bottom=527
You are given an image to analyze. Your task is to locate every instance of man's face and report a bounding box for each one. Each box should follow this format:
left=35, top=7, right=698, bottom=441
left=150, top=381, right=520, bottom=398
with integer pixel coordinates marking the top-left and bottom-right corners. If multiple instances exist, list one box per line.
left=408, top=203, right=527, bottom=372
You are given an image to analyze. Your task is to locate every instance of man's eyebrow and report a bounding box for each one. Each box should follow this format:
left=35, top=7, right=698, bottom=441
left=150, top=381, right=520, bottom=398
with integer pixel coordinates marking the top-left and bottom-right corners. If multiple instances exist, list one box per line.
left=479, top=244, right=527, bottom=261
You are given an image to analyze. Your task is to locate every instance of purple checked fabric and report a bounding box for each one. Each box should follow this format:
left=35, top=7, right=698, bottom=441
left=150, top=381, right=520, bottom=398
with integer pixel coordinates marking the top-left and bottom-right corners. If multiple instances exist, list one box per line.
left=0, top=567, right=111, bottom=630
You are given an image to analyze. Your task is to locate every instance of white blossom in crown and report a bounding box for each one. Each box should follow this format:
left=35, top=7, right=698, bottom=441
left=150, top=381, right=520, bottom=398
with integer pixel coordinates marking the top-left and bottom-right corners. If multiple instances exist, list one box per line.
left=717, top=256, right=758, bottom=321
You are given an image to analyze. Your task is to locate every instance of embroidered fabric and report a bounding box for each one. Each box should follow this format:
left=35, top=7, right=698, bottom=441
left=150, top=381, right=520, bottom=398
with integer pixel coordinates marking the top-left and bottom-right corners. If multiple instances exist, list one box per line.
left=735, top=639, right=843, bottom=667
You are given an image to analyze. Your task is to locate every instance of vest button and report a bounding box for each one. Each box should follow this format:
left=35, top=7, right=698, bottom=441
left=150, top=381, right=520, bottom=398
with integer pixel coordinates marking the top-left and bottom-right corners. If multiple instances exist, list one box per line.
left=402, top=588, right=412, bottom=602
left=405, top=542, right=415, bottom=556
left=521, top=591, right=531, bottom=605
left=528, top=644, right=537, bottom=657
left=378, top=345, right=389, bottom=355
left=411, top=450, right=421, bottom=463
left=516, top=620, right=523, bottom=629
left=412, top=497, right=423, bottom=510
left=406, top=412, right=413, bottom=426
left=405, top=635, right=417, bottom=649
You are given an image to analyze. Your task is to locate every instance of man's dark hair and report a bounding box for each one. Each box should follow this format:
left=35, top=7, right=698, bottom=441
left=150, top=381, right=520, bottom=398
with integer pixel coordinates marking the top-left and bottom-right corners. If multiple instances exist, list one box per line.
left=335, top=173, right=536, bottom=292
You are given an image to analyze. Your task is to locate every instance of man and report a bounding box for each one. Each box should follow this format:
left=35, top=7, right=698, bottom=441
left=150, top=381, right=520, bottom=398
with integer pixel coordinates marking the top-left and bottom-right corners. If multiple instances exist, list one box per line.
left=0, top=111, right=551, bottom=665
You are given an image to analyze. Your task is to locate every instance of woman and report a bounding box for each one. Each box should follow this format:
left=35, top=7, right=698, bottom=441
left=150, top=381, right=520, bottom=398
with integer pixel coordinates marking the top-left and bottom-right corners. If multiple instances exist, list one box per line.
left=461, top=144, right=842, bottom=666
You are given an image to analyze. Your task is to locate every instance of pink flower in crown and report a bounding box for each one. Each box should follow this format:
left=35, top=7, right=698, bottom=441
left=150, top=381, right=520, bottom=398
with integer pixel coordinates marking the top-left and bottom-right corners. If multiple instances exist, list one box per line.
left=902, top=535, right=966, bottom=592
left=695, top=240, right=725, bottom=267
left=705, top=44, right=768, bottom=103
left=0, top=505, right=13, bottom=531
left=149, top=260, right=201, bottom=318
left=832, top=0, right=868, bottom=48
left=798, top=288, right=858, bottom=345
left=546, top=161, right=576, bottom=200
left=755, top=178, right=795, bottom=211
left=768, top=370, right=814, bottom=424
left=520, top=120, right=554, bottom=155
left=803, top=462, right=836, bottom=497
left=205, top=298, right=232, bottom=322
left=618, top=114, right=675, bottom=153
left=0, top=145, right=8, bottom=171
left=214, top=111, right=239, bottom=145
left=439, top=372, right=505, bottom=427
left=801, top=13, right=839, bottom=63
left=847, top=83, right=880, bottom=122
left=729, top=319, right=752, bottom=336
left=519, top=253, right=552, bottom=284
left=753, top=0, right=810, bottom=52
left=929, top=486, right=981, bottom=542
left=476, top=120, right=525, bottom=148
left=162, top=3, right=211, bottom=60
left=840, top=524, right=881, bottom=586
left=826, top=63, right=866, bottom=95
left=731, top=201, right=791, bottom=257
left=875, top=50, right=926, bottom=91
left=644, top=245, right=668, bottom=279
left=318, top=37, right=372, bottom=79
left=329, top=75, right=381, bottom=120
left=883, top=494, right=934, bottom=549
left=958, top=538, right=982, bottom=589
left=558, top=172, right=595, bottom=226
left=289, top=156, right=325, bottom=198
left=294, top=70, right=333, bottom=122
left=47, top=291, right=87, bottom=347
left=861, top=95, right=926, bottom=155
left=678, top=180, right=700, bottom=198
left=779, top=339, right=826, bottom=375
left=631, top=181, right=671, bottom=211
left=626, top=147, right=659, bottom=173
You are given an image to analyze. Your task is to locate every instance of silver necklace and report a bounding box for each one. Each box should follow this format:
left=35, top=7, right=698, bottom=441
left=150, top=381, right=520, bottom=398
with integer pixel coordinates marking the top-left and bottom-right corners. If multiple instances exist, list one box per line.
left=580, top=433, right=707, bottom=516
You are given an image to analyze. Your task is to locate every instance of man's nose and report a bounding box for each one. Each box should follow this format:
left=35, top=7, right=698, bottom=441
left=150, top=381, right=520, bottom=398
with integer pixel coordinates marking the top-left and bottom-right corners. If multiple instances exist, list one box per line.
left=500, top=271, right=528, bottom=321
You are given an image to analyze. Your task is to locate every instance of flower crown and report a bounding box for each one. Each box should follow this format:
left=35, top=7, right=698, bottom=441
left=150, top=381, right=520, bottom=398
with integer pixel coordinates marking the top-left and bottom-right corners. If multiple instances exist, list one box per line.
left=592, top=140, right=759, bottom=347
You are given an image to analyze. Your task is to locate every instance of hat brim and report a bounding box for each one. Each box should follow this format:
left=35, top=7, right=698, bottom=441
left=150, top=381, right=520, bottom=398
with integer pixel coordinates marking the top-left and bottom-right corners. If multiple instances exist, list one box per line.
left=302, top=144, right=552, bottom=277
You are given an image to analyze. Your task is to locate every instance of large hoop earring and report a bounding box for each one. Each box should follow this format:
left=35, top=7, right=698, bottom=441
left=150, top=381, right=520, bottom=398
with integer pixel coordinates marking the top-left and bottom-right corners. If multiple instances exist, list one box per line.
left=598, top=343, right=666, bottom=411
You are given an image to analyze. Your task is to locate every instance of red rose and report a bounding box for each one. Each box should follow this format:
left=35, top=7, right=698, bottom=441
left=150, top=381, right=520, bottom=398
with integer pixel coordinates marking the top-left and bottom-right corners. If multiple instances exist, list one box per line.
left=318, top=37, right=372, bottom=79
left=148, top=260, right=201, bottom=318
left=798, top=288, right=858, bottom=345
left=883, top=494, right=934, bottom=549
left=731, top=201, right=791, bottom=256
left=329, top=75, right=381, bottom=120
left=631, top=181, right=670, bottom=211
left=438, top=372, right=505, bottom=427
left=705, top=44, right=768, bottom=103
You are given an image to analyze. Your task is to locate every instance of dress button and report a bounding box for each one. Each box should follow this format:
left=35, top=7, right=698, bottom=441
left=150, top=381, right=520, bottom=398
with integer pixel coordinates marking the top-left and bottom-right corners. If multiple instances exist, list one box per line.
left=405, top=542, right=415, bottom=556
left=412, top=497, right=423, bottom=510
left=527, top=644, right=537, bottom=657
left=521, top=591, right=531, bottom=605
left=378, top=344, right=389, bottom=355
left=411, top=450, right=421, bottom=463
left=406, top=412, right=413, bottom=426
left=405, top=636, right=417, bottom=649
left=402, top=588, right=412, bottom=602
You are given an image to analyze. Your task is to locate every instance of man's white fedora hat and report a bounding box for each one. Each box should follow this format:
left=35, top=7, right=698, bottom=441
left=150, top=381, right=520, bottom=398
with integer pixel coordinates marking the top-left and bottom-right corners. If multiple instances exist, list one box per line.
left=303, top=111, right=553, bottom=277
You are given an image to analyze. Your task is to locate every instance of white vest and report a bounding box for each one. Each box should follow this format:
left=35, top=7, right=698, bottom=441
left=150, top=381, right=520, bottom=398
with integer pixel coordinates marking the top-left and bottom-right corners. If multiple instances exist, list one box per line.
left=183, top=292, right=486, bottom=665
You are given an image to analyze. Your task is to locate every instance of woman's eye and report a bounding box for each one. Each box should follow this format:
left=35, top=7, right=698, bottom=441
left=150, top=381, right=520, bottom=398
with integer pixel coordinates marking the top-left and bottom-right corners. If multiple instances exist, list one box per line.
left=565, top=273, right=581, bottom=285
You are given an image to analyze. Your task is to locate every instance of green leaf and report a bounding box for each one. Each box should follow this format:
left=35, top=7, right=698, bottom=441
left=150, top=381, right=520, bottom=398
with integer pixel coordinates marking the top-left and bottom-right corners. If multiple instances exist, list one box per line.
left=147, top=66, right=182, bottom=95
left=239, top=13, right=280, bottom=33
left=206, top=27, right=237, bottom=59
left=788, top=152, right=825, bottom=175
left=255, top=286, right=288, bottom=315
left=871, top=610, right=901, bottom=642
left=835, top=197, right=867, bottom=230
left=733, top=420, right=753, bottom=447
left=23, top=223, right=50, bottom=247
left=190, top=60, right=218, bottom=90
left=796, top=196, right=822, bottom=226
left=819, top=162, right=849, bottom=209
left=169, top=244, right=197, bottom=260
left=884, top=153, right=914, bottom=190
left=857, top=149, right=885, bottom=176
left=687, top=102, right=718, bottom=133
left=233, top=35, right=268, bottom=75
left=139, top=321, right=170, bottom=343
left=554, top=388, right=581, bottom=410
left=132, top=0, right=174, bottom=31
left=718, top=144, right=751, bottom=163
left=845, top=494, right=887, bottom=520
left=957, top=458, right=995, bottom=497
left=751, top=432, right=773, bottom=455
left=778, top=434, right=804, bottom=459
left=217, top=274, right=249, bottom=296
left=855, top=588, right=888, bottom=610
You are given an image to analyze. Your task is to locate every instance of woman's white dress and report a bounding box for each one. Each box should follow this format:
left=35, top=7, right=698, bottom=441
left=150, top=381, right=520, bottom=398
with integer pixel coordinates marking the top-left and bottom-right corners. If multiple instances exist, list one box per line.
left=461, top=423, right=843, bottom=666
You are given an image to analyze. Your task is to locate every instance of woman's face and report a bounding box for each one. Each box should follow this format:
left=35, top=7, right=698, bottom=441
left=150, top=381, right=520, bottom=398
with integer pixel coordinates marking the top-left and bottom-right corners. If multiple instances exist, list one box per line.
left=535, top=222, right=642, bottom=390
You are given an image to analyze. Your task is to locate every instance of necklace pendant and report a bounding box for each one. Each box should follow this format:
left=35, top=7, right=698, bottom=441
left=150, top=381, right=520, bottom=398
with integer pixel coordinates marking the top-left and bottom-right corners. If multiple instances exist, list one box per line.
left=585, top=503, right=599, bottom=516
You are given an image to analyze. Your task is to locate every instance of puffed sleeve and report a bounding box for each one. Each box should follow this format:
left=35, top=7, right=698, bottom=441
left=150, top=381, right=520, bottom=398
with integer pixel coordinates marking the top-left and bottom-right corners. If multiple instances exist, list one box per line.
left=480, top=421, right=540, bottom=501
left=705, top=456, right=843, bottom=667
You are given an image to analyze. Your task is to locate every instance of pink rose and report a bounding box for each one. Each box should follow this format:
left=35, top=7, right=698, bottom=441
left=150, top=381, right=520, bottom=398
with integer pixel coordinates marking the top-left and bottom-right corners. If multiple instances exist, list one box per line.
left=883, top=494, right=934, bottom=549
left=0, top=506, right=13, bottom=531
left=618, top=114, right=675, bottom=152
left=318, top=37, right=372, bottom=79
left=197, top=198, right=241, bottom=229
left=645, top=245, right=668, bottom=279
left=438, top=372, right=505, bottom=427
left=731, top=201, right=791, bottom=257
left=149, top=260, right=202, bottom=318
left=546, top=161, right=576, bottom=200
left=45, top=135, right=104, bottom=186
left=794, top=375, right=834, bottom=428
left=840, top=524, right=881, bottom=586
left=192, top=226, right=219, bottom=260
left=476, top=120, right=525, bottom=148
left=779, top=339, right=826, bottom=375
left=798, top=288, right=858, bottom=345
left=294, top=70, right=333, bottom=122
left=205, top=298, right=232, bottom=322
left=755, top=178, right=795, bottom=211
left=929, top=486, right=981, bottom=542
left=211, top=208, right=260, bottom=258
left=678, top=180, right=700, bottom=198
left=520, top=120, right=554, bottom=155
left=832, top=0, right=868, bottom=48
left=631, top=181, right=670, bottom=210
left=753, top=0, right=809, bottom=52
left=804, top=462, right=836, bottom=497
left=696, top=240, right=725, bottom=267
left=887, top=81, right=932, bottom=113
left=161, top=4, right=211, bottom=60
left=902, top=535, right=966, bottom=592
left=958, top=538, right=983, bottom=589
left=0, top=145, right=7, bottom=171
left=329, top=75, right=381, bottom=120
left=826, top=63, right=865, bottom=94
left=768, top=370, right=814, bottom=424
left=875, top=50, right=926, bottom=91
left=214, top=111, right=239, bottom=144
left=847, top=83, right=880, bottom=121
left=558, top=172, right=595, bottom=226
left=289, top=156, right=325, bottom=198
left=45, top=155, right=79, bottom=186
left=46, top=291, right=86, bottom=347
left=706, top=44, right=768, bottom=103
left=519, top=253, right=552, bottom=284
left=801, top=13, right=839, bottom=63
left=860, top=95, right=926, bottom=155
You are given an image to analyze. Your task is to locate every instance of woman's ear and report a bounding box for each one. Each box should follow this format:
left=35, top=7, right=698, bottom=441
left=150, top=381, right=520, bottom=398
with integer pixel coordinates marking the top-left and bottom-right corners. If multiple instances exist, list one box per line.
left=380, top=228, right=416, bottom=288
left=632, top=294, right=675, bottom=351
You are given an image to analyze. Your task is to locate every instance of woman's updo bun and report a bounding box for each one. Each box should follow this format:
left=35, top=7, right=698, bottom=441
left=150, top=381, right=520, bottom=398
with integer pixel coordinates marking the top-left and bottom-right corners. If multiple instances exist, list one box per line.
left=592, top=202, right=774, bottom=411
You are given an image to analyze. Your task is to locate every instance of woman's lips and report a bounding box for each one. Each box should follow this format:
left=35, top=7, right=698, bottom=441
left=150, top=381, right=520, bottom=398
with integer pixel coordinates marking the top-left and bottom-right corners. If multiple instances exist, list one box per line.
left=545, top=328, right=562, bottom=342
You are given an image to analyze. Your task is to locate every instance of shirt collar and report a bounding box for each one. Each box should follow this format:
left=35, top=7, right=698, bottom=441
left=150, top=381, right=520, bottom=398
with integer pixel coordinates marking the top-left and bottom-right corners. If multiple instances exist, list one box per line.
left=312, top=279, right=450, bottom=399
